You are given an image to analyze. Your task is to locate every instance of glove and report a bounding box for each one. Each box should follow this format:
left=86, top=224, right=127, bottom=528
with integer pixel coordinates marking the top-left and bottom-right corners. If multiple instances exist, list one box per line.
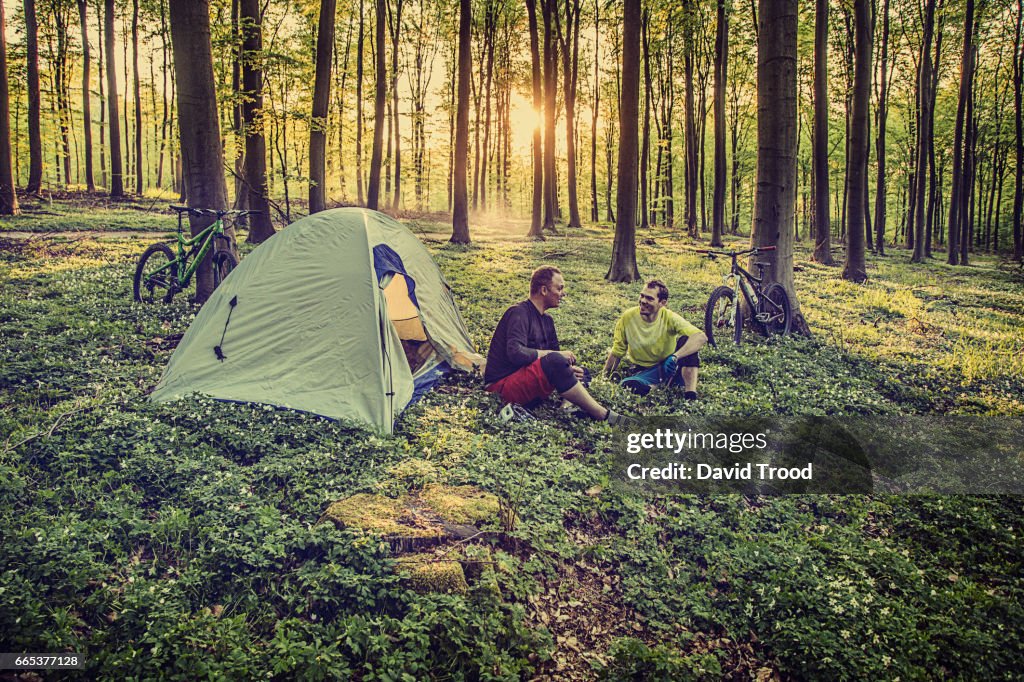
left=661, top=354, right=678, bottom=379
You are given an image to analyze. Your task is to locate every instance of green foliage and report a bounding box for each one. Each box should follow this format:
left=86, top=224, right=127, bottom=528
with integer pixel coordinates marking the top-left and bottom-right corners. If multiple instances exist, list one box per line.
left=1, top=210, right=1022, bottom=677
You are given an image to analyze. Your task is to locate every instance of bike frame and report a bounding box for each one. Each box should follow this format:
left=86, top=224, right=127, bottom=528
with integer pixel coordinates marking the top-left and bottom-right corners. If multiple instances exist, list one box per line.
left=147, top=214, right=228, bottom=290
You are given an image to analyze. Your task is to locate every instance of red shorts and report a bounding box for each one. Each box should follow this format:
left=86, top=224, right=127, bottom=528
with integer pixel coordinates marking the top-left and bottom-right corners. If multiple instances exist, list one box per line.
left=486, top=358, right=554, bottom=405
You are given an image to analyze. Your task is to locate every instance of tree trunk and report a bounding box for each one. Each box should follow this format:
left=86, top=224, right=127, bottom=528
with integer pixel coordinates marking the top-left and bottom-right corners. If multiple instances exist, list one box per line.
left=683, top=0, right=698, bottom=238
left=24, top=0, right=43, bottom=193
left=168, top=0, right=232, bottom=304
left=812, top=0, right=832, bottom=264
left=872, top=0, right=888, bottom=254
left=77, top=0, right=95, bottom=192
left=911, top=0, right=933, bottom=263
left=639, top=8, right=650, bottom=229
left=309, top=0, right=337, bottom=214
left=562, top=0, right=582, bottom=227
left=842, top=0, right=870, bottom=282
left=947, top=0, right=973, bottom=265
left=356, top=0, right=365, bottom=205
left=752, top=0, right=807, bottom=331
left=0, top=0, right=19, bottom=214
left=527, top=0, right=544, bottom=238
left=959, top=41, right=977, bottom=266
left=711, top=0, right=727, bottom=247
left=367, top=0, right=386, bottom=209
left=589, top=0, right=599, bottom=223
left=239, top=0, right=273, bottom=242
left=389, top=0, right=404, bottom=211
left=451, top=0, right=471, bottom=243
left=541, top=0, right=558, bottom=232
left=606, top=0, right=640, bottom=282
left=1014, top=0, right=1023, bottom=260
left=105, top=0, right=123, bottom=196
left=132, top=0, right=142, bottom=194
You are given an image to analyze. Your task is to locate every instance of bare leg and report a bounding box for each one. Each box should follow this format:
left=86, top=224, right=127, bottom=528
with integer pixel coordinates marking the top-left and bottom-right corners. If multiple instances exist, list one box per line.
left=560, top=383, right=609, bottom=420
left=681, top=367, right=699, bottom=393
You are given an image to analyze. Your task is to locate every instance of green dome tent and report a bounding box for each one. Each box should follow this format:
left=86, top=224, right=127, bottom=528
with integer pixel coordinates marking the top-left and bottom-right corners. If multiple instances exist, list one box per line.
left=150, top=208, right=483, bottom=433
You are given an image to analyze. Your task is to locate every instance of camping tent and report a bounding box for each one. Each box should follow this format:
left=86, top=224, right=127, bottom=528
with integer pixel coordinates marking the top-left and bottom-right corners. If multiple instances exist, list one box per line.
left=150, top=208, right=483, bottom=432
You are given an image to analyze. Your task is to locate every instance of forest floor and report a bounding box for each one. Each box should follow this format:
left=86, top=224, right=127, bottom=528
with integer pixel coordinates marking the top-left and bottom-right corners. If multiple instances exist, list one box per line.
left=2, top=202, right=1023, bottom=679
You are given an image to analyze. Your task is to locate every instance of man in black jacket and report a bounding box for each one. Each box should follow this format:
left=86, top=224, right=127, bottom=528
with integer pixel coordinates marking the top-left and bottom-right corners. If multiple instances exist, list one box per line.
left=485, top=266, right=628, bottom=424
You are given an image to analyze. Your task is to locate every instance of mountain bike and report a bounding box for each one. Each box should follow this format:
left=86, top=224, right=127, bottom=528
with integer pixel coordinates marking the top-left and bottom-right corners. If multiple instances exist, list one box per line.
left=697, top=245, right=792, bottom=347
left=133, top=205, right=257, bottom=303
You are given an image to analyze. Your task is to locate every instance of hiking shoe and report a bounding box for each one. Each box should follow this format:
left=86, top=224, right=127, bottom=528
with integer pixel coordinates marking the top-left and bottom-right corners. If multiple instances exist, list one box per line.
left=621, top=378, right=652, bottom=396
left=684, top=391, right=698, bottom=401
left=499, top=403, right=535, bottom=423
left=604, top=409, right=635, bottom=427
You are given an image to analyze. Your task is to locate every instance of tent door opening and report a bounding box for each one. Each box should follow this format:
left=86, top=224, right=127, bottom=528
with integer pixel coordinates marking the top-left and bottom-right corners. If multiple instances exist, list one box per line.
left=381, top=272, right=437, bottom=376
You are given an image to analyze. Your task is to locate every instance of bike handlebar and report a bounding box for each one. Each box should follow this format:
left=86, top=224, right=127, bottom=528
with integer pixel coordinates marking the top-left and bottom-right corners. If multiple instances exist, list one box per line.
left=170, top=205, right=262, bottom=218
left=696, top=245, right=776, bottom=257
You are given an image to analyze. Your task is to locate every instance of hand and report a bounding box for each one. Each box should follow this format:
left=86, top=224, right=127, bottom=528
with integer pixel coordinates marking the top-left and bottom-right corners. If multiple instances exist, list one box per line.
left=561, top=350, right=578, bottom=365
left=661, top=354, right=678, bottom=376
left=572, top=365, right=586, bottom=381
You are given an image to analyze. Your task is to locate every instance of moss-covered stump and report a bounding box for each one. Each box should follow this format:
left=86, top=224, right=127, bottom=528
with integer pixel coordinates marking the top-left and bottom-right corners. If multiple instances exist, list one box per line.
left=322, top=484, right=501, bottom=551
left=394, top=554, right=469, bottom=595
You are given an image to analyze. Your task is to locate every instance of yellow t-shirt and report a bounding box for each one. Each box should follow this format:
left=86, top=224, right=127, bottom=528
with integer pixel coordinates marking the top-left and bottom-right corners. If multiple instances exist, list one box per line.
left=610, top=306, right=701, bottom=367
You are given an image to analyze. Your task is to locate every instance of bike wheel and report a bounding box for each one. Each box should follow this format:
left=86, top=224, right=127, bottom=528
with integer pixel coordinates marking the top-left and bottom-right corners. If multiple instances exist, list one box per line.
left=758, top=283, right=792, bottom=336
left=133, top=243, right=178, bottom=303
left=212, top=251, right=238, bottom=289
left=705, top=286, right=742, bottom=347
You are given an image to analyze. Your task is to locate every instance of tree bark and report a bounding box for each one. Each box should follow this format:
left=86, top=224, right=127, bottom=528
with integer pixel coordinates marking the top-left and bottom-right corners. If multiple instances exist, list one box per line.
left=24, top=0, right=43, bottom=194
left=132, top=0, right=142, bottom=194
left=309, top=0, right=337, bottom=214
left=589, top=0, right=599, bottom=223
left=683, top=0, right=698, bottom=238
left=561, top=0, right=582, bottom=227
left=451, top=0, right=471, bottom=243
left=541, top=0, right=558, bottom=231
left=104, top=0, right=123, bottom=197
left=873, top=0, right=888, bottom=254
left=367, top=0, right=386, bottom=209
left=0, top=0, right=19, bottom=214
left=752, top=0, right=807, bottom=331
left=911, top=0, right=934, bottom=263
left=389, top=0, right=404, bottom=210
left=239, top=0, right=273, bottom=242
left=711, top=0, right=727, bottom=247
left=168, top=0, right=232, bottom=304
left=607, top=0, right=640, bottom=282
left=78, top=0, right=95, bottom=192
left=812, top=0, right=832, bottom=264
left=639, top=8, right=650, bottom=229
left=842, top=0, right=871, bottom=282
left=947, top=0, right=973, bottom=265
left=527, top=0, right=544, bottom=238
left=1014, top=0, right=1023, bottom=260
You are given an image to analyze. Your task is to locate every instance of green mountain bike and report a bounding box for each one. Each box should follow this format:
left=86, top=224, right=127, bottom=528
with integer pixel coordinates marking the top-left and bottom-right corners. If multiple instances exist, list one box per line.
left=698, top=245, right=792, bottom=347
left=133, top=205, right=256, bottom=303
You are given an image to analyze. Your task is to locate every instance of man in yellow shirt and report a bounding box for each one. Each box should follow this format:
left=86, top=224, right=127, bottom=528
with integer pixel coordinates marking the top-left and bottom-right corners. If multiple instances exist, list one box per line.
left=603, top=280, right=707, bottom=399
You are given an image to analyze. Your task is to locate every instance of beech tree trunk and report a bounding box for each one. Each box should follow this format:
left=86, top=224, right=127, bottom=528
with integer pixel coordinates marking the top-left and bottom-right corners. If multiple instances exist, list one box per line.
left=541, top=0, right=557, bottom=231
left=842, top=0, right=871, bottom=282
left=752, top=0, right=807, bottom=332
left=711, top=0, right=727, bottom=247
left=947, top=0, right=973, bottom=265
left=873, top=0, right=888, bottom=254
left=78, top=0, right=94, bottom=192
left=683, top=0, right=698, bottom=238
left=450, top=0, right=471, bottom=243
left=527, top=0, right=544, bottom=238
left=104, top=0, right=123, bottom=197
left=168, top=0, right=232, bottom=304
left=812, top=0, right=832, bottom=264
left=1014, top=0, right=1023, bottom=261
left=309, top=0, right=337, bottom=214
left=132, top=0, right=142, bottom=194
left=561, top=0, right=582, bottom=228
left=606, top=0, right=640, bottom=282
left=240, top=0, right=273, bottom=242
left=24, top=0, right=43, bottom=194
left=367, top=0, right=386, bottom=209
left=0, top=0, right=19, bottom=214
left=911, top=0, right=934, bottom=263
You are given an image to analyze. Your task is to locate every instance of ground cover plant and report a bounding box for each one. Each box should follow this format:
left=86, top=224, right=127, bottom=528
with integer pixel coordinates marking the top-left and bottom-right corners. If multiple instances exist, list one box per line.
left=2, top=205, right=1023, bottom=680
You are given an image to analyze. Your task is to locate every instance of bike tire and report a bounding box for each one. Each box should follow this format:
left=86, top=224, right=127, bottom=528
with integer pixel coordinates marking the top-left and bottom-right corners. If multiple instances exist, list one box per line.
left=212, top=251, right=238, bottom=289
left=133, top=243, right=178, bottom=303
left=759, top=283, right=792, bottom=336
left=705, top=286, right=742, bottom=348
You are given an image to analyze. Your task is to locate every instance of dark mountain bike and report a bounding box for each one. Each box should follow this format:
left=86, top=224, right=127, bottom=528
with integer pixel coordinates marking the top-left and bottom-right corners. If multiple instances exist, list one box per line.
left=697, top=245, right=792, bottom=347
left=133, top=205, right=257, bottom=303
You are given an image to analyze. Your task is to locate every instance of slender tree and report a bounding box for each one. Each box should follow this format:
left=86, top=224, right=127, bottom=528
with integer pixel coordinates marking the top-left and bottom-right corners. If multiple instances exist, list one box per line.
left=710, top=0, right=727, bottom=247
left=168, top=0, right=232, bottom=303
left=451, top=0, right=471, bottom=243
left=104, top=0, right=123, bottom=197
left=607, top=0, right=640, bottom=282
left=947, top=0, right=974, bottom=265
left=842, top=0, right=871, bottom=282
left=1014, top=0, right=1023, bottom=261
left=240, top=0, right=273, bottom=242
left=0, top=0, right=19, bottom=214
left=389, top=0, right=404, bottom=210
left=24, top=0, right=43, bottom=194
left=132, top=0, right=142, bottom=194
left=527, top=0, right=544, bottom=238
left=683, top=0, right=698, bottom=238
left=309, top=0, right=337, bottom=214
left=367, top=0, right=386, bottom=209
left=752, top=0, right=807, bottom=331
left=873, top=0, right=889, bottom=254
left=811, top=0, right=832, bottom=264
left=78, top=0, right=95, bottom=192
left=911, top=0, right=935, bottom=263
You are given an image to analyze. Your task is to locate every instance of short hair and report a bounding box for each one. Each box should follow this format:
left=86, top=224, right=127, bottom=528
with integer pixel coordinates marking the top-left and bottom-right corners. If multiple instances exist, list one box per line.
left=530, top=265, right=563, bottom=295
left=645, top=279, right=669, bottom=302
